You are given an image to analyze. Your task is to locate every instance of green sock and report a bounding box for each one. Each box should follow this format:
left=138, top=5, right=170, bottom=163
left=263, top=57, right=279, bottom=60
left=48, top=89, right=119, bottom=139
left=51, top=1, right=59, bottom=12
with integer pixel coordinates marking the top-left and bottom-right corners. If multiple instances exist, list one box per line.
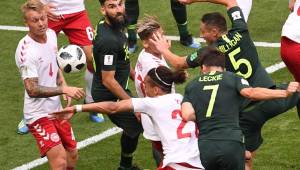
left=177, top=21, right=189, bottom=37
left=127, top=24, right=137, bottom=44
left=120, top=152, right=133, bottom=168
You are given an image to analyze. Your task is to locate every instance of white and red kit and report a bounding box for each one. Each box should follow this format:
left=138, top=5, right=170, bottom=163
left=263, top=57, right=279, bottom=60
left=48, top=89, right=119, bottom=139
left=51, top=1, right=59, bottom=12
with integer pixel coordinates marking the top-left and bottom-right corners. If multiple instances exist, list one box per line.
left=15, top=29, right=76, bottom=156
left=134, top=49, right=170, bottom=141
left=281, top=0, right=300, bottom=81
left=131, top=93, right=204, bottom=169
left=40, top=0, right=85, bottom=15
left=41, top=0, right=95, bottom=102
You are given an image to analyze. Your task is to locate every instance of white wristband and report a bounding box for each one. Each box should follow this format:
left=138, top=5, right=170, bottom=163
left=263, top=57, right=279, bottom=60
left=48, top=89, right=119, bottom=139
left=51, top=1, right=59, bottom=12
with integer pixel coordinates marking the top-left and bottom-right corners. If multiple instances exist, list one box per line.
left=75, top=105, right=82, bottom=113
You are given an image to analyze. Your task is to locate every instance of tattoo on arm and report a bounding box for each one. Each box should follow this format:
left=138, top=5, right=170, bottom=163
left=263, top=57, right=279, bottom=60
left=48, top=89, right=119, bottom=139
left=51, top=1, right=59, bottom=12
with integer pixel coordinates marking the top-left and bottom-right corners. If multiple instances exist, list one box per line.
left=24, top=78, right=63, bottom=98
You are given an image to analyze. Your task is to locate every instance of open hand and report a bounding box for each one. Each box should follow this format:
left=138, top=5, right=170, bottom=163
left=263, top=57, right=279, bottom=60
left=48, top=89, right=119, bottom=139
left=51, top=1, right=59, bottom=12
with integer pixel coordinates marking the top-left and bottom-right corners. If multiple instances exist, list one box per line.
left=50, top=106, right=75, bottom=120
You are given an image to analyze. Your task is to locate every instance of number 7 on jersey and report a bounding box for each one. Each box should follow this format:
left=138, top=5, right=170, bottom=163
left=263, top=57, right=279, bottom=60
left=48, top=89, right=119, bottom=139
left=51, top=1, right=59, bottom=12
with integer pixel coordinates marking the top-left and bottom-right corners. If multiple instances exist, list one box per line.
left=203, top=84, right=219, bottom=117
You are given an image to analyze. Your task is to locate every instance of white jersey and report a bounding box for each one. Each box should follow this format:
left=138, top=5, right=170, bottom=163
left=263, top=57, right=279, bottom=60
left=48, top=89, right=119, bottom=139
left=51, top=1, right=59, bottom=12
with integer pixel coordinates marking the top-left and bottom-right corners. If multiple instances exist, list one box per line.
left=15, top=29, right=61, bottom=124
left=134, top=49, right=172, bottom=141
left=282, top=0, right=300, bottom=43
left=131, top=93, right=204, bottom=169
left=41, top=0, right=85, bottom=15
left=134, top=49, right=169, bottom=97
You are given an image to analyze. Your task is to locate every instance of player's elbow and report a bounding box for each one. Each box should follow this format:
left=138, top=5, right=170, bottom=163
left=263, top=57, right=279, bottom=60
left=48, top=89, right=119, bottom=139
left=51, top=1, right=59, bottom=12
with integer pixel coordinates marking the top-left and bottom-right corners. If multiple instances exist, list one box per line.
left=102, top=77, right=113, bottom=88
left=241, top=88, right=257, bottom=101
left=108, top=103, right=120, bottom=114
left=26, top=88, right=39, bottom=98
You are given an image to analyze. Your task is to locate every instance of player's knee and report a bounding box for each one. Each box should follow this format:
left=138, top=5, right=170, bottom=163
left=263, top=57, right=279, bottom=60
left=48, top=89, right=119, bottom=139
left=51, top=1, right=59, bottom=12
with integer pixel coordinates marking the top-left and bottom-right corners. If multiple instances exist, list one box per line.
left=68, top=149, right=79, bottom=162
left=51, top=156, right=67, bottom=169
left=245, top=150, right=252, bottom=162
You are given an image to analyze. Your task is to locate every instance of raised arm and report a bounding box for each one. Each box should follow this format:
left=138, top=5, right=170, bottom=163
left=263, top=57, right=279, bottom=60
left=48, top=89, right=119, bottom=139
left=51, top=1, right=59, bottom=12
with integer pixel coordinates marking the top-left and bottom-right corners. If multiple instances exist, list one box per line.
left=150, top=33, right=189, bottom=70
left=240, top=82, right=299, bottom=101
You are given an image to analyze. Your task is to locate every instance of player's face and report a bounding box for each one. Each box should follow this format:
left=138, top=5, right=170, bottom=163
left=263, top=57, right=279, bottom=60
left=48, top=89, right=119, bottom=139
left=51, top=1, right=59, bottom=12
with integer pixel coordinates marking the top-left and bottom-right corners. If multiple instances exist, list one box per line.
left=200, top=22, right=218, bottom=45
left=147, top=28, right=164, bottom=55
left=25, top=10, right=48, bottom=37
left=144, top=76, right=157, bottom=97
left=102, top=0, right=126, bottom=28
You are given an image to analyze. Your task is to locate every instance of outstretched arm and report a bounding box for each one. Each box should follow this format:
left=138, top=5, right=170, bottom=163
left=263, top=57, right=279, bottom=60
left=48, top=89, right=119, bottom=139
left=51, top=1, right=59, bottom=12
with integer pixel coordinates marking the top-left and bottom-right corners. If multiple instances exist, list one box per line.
left=240, top=82, right=299, bottom=101
left=51, top=99, right=134, bottom=120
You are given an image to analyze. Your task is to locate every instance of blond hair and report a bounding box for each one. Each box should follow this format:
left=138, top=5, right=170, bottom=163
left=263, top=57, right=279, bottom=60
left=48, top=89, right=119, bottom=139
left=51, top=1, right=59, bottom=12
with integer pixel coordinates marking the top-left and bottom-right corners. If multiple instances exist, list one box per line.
left=137, top=15, right=161, bottom=40
left=21, top=0, right=45, bottom=19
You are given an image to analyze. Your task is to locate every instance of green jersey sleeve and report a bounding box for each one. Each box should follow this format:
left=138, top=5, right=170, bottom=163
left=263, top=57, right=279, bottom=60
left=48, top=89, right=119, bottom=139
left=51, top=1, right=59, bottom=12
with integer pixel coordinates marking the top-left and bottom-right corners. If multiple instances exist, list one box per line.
left=235, top=74, right=251, bottom=92
left=228, top=6, right=248, bottom=33
left=182, top=82, right=194, bottom=103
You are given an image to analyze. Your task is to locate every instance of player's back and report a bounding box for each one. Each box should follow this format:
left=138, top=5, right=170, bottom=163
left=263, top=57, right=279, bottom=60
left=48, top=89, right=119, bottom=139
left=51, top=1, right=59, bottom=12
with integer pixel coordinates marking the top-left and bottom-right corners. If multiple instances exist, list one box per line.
left=185, top=71, right=245, bottom=143
left=132, top=93, right=203, bottom=169
left=217, top=6, right=274, bottom=88
left=134, top=49, right=168, bottom=97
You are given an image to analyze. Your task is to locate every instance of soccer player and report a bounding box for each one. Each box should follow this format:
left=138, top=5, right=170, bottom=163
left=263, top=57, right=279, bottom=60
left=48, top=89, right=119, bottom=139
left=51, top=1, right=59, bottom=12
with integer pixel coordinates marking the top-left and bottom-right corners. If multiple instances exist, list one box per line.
left=150, top=0, right=300, bottom=169
left=41, top=0, right=105, bottom=123
left=181, top=47, right=299, bottom=170
left=281, top=0, right=300, bottom=81
left=92, top=0, right=142, bottom=169
left=17, top=0, right=104, bottom=135
left=134, top=15, right=176, bottom=166
left=15, top=0, right=85, bottom=169
left=52, top=66, right=205, bottom=170
left=125, top=0, right=200, bottom=53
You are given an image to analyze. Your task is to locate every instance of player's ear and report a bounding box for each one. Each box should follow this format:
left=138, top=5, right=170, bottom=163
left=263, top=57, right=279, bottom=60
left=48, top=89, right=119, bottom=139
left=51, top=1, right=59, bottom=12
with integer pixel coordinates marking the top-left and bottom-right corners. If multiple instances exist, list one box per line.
left=100, top=7, right=106, bottom=16
left=152, top=86, right=158, bottom=96
left=212, top=28, right=219, bottom=36
left=142, top=40, right=149, bottom=48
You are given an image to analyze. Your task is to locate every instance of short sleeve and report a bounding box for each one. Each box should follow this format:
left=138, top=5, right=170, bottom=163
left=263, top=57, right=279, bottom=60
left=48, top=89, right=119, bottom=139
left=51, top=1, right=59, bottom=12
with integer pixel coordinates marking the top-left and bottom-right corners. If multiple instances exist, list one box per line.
left=186, top=51, right=199, bottom=68
left=131, top=97, right=155, bottom=116
left=93, top=38, right=118, bottom=71
left=228, top=6, right=248, bottom=32
left=15, top=50, right=38, bottom=80
left=182, top=83, right=193, bottom=104
left=235, top=75, right=251, bottom=92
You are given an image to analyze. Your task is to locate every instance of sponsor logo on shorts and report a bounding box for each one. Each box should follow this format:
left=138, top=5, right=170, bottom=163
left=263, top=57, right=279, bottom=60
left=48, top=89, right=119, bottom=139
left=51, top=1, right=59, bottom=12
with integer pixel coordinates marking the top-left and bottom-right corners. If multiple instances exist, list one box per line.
left=50, top=133, right=60, bottom=143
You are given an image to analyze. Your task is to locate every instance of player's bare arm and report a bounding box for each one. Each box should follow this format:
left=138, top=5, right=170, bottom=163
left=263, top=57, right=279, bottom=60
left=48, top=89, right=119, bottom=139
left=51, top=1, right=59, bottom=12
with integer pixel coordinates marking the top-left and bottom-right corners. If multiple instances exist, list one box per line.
left=43, top=2, right=60, bottom=21
left=24, top=77, right=85, bottom=100
left=57, top=69, right=73, bottom=106
left=181, top=102, right=196, bottom=121
left=51, top=99, right=134, bottom=120
left=289, top=0, right=296, bottom=11
left=240, top=82, right=299, bottom=101
left=150, top=33, right=189, bottom=70
left=102, top=70, right=131, bottom=100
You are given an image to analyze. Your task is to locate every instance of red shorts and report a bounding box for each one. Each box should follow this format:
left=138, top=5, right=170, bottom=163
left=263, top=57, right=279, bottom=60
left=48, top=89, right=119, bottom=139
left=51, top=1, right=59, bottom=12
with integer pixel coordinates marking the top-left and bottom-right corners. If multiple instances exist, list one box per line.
left=48, top=10, right=93, bottom=46
left=28, top=117, right=77, bottom=157
left=280, top=36, right=300, bottom=82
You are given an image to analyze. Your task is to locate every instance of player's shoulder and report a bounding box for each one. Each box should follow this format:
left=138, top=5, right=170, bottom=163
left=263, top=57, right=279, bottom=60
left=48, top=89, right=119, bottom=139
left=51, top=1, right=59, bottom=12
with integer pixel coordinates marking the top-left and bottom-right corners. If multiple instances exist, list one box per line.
left=16, top=35, right=35, bottom=55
